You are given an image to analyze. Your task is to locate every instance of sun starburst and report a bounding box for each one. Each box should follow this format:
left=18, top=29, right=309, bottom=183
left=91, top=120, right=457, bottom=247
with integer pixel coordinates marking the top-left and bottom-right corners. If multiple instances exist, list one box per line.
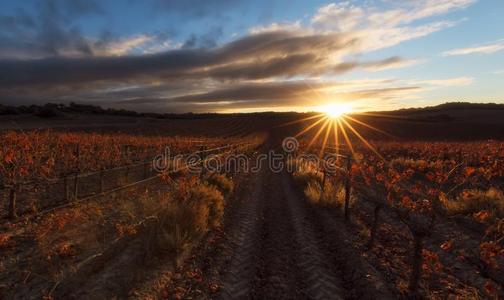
left=286, top=104, right=389, bottom=160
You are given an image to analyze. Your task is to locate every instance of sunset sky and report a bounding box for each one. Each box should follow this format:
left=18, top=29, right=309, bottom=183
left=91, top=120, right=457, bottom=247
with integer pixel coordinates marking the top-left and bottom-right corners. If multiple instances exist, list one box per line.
left=0, top=0, right=503, bottom=113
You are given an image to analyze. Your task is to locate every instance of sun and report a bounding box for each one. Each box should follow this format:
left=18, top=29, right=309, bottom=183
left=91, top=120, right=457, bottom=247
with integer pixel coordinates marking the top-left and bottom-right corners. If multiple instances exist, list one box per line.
left=320, top=103, right=352, bottom=119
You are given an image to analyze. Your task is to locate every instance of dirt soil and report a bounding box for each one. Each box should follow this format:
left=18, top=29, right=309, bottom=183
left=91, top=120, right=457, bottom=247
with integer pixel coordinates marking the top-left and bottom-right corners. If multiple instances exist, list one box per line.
left=162, top=136, right=393, bottom=300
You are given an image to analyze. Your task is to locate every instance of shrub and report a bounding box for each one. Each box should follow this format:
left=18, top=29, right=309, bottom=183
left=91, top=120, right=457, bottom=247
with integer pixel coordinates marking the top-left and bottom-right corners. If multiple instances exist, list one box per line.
left=319, top=180, right=343, bottom=207
left=291, top=159, right=323, bottom=186
left=188, top=183, right=225, bottom=229
left=205, top=172, right=234, bottom=196
left=292, top=158, right=342, bottom=207
left=167, top=177, right=226, bottom=236
left=36, top=105, right=63, bottom=118
left=443, top=188, right=504, bottom=221
left=304, top=181, right=322, bottom=204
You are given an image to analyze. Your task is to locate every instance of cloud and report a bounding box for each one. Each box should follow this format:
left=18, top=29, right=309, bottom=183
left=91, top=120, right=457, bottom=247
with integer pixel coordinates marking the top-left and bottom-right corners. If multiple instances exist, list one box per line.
left=249, top=21, right=302, bottom=34
left=362, top=56, right=425, bottom=71
left=94, top=35, right=154, bottom=56
left=0, top=0, right=478, bottom=112
left=312, top=2, right=364, bottom=32
left=311, top=0, right=473, bottom=30
left=442, top=39, right=504, bottom=56
left=114, top=80, right=422, bottom=112
left=408, top=76, right=474, bottom=86
left=0, top=31, right=360, bottom=89
left=0, top=0, right=104, bottom=59
left=367, top=0, right=475, bottom=28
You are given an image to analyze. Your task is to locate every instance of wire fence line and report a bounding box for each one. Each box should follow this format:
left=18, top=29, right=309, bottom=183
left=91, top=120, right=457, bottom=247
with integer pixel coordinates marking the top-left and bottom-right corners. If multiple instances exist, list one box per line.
left=0, top=142, right=248, bottom=190
left=1, top=142, right=254, bottom=221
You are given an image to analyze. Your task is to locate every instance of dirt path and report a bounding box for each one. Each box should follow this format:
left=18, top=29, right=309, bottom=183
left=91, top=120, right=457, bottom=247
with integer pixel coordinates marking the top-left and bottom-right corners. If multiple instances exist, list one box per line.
left=209, top=155, right=390, bottom=299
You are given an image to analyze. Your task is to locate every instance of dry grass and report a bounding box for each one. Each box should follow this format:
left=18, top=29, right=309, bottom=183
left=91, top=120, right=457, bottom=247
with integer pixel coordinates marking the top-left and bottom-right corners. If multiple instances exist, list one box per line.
left=155, top=176, right=228, bottom=257
left=442, top=188, right=504, bottom=221
left=204, top=172, right=234, bottom=196
left=291, top=158, right=342, bottom=207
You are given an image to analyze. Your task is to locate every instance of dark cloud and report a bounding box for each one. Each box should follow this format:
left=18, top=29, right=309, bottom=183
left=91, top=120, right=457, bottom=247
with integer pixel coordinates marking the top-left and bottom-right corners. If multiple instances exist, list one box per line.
left=112, top=82, right=421, bottom=112
left=0, top=0, right=103, bottom=59
left=182, top=26, right=224, bottom=49
left=0, top=31, right=359, bottom=89
left=120, top=81, right=332, bottom=104
left=0, top=24, right=417, bottom=113
left=0, top=2, right=420, bottom=113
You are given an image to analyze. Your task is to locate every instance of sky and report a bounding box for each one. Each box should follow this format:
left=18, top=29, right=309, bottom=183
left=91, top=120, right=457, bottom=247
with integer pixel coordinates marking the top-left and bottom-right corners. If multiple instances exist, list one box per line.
left=0, top=0, right=503, bottom=113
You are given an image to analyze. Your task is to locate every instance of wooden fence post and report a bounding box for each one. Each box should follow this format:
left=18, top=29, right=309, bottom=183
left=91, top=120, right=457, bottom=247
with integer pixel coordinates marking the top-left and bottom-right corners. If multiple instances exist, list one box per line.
left=344, top=156, right=352, bottom=222
left=99, top=169, right=104, bottom=193
left=73, top=144, right=80, bottom=201
left=64, top=176, right=69, bottom=202
left=125, top=166, right=130, bottom=183
left=409, top=232, right=425, bottom=296
left=367, top=204, right=382, bottom=249
left=8, top=185, right=18, bottom=220
left=73, top=172, right=79, bottom=200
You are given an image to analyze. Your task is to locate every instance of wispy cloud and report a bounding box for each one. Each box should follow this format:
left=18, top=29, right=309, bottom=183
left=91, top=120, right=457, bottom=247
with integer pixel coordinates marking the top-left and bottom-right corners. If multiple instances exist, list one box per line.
left=442, top=39, right=504, bottom=56
left=94, top=35, right=154, bottom=56
left=362, top=57, right=426, bottom=71
left=408, top=76, right=475, bottom=87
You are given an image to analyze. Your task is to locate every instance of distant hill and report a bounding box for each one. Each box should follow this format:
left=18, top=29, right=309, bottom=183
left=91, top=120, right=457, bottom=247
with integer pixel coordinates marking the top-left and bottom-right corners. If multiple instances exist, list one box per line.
left=378, top=102, right=504, bottom=115
left=364, top=102, right=504, bottom=123
left=3, top=101, right=502, bottom=118
left=0, top=102, right=223, bottom=120
left=1, top=101, right=503, bottom=139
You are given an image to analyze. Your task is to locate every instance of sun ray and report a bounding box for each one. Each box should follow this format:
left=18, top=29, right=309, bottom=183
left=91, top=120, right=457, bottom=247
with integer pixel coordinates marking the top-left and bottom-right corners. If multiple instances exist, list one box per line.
left=353, top=112, right=409, bottom=119
left=319, top=119, right=332, bottom=157
left=344, top=115, right=394, bottom=138
left=307, top=118, right=330, bottom=150
left=276, top=113, right=326, bottom=128
left=333, top=120, right=340, bottom=157
left=294, top=116, right=326, bottom=138
left=337, top=119, right=355, bottom=157
left=340, top=117, right=384, bottom=160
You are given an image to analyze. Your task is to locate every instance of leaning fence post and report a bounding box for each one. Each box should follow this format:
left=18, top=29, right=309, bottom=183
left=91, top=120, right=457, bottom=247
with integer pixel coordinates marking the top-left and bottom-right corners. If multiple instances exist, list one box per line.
left=8, top=185, right=18, bottom=220
left=64, top=175, right=69, bottom=202
left=344, top=156, right=352, bottom=222
left=73, top=172, right=79, bottom=200
left=125, top=166, right=130, bottom=183
left=99, top=169, right=104, bottom=193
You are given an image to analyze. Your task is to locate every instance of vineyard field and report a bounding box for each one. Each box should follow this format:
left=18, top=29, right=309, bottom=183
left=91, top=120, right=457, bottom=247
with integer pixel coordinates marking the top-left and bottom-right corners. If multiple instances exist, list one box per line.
left=0, top=110, right=503, bottom=299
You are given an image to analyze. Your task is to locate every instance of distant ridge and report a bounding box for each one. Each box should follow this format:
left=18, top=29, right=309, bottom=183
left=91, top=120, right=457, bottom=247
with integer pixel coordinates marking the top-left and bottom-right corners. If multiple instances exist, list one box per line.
left=1, top=101, right=503, bottom=119
left=376, top=102, right=504, bottom=115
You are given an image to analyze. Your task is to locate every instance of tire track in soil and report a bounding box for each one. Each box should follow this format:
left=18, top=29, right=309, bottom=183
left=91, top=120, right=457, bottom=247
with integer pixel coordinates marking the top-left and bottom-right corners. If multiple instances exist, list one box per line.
left=249, top=171, right=307, bottom=299
left=281, top=174, right=393, bottom=300
left=218, top=166, right=348, bottom=299
left=216, top=165, right=266, bottom=299
left=279, top=173, right=346, bottom=300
